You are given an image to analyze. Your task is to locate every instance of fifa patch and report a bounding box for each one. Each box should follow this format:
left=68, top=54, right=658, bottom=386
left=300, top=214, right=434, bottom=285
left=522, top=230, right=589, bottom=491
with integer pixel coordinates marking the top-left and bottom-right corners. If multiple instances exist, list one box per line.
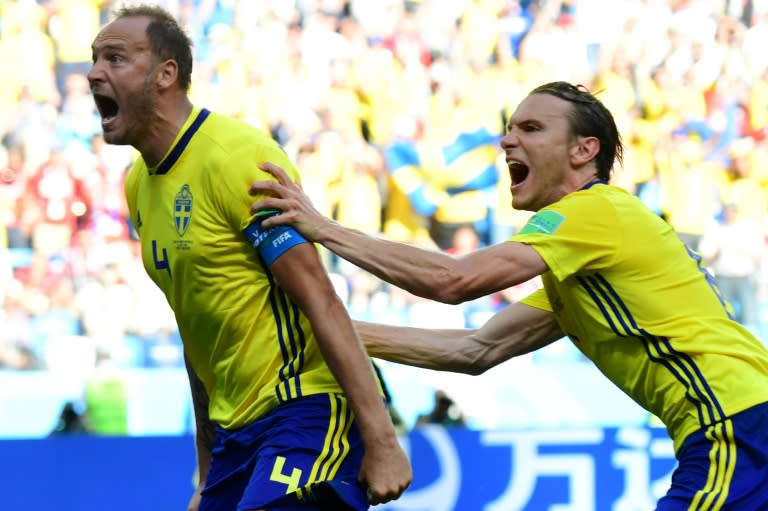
left=519, top=210, right=565, bottom=235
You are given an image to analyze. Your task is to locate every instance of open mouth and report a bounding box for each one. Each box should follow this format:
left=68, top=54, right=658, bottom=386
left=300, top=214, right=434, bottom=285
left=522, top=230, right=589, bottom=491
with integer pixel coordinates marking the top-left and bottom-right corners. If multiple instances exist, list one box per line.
left=508, top=160, right=529, bottom=187
left=93, top=94, right=120, bottom=125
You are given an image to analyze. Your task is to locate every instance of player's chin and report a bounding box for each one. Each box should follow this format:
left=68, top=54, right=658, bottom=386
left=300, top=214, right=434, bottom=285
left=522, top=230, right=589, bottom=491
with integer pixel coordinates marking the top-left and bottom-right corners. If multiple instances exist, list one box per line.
left=101, top=127, right=126, bottom=145
left=511, top=195, right=530, bottom=211
left=512, top=188, right=542, bottom=212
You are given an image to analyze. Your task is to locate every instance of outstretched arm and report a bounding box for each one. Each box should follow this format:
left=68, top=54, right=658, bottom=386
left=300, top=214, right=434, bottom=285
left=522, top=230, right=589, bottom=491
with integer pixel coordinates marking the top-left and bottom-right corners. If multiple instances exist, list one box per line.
left=357, top=302, right=563, bottom=375
left=249, top=162, right=547, bottom=304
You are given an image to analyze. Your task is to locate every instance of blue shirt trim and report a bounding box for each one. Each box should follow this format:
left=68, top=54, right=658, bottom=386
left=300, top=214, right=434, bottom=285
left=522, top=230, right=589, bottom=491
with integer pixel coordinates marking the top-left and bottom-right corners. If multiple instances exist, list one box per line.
left=156, top=108, right=211, bottom=175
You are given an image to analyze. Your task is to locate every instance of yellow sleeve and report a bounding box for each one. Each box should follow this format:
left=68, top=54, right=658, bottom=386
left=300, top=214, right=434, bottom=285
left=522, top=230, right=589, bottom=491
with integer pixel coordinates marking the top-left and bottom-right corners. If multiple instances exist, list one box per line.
left=519, top=287, right=552, bottom=312
left=212, top=136, right=300, bottom=233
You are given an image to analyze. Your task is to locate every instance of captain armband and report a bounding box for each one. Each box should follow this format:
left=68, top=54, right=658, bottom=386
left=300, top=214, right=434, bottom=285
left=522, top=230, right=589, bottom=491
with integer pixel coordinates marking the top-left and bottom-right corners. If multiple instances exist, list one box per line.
left=243, top=209, right=308, bottom=266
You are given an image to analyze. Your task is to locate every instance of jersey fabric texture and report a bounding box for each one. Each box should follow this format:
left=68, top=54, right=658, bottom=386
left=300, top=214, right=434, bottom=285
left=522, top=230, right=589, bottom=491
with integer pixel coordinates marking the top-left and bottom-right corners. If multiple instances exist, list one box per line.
left=124, top=106, right=361, bottom=430
left=513, top=182, right=768, bottom=454
left=200, top=393, right=368, bottom=511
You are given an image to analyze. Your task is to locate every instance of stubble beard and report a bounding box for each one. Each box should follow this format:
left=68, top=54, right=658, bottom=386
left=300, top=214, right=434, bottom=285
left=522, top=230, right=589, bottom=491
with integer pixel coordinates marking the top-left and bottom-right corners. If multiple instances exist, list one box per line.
left=111, top=75, right=158, bottom=149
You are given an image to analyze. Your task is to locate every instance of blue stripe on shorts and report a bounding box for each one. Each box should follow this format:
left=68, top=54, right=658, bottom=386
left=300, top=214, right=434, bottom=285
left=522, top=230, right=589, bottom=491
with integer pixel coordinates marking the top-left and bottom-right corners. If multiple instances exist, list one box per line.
left=657, top=401, right=768, bottom=510
left=199, top=393, right=368, bottom=511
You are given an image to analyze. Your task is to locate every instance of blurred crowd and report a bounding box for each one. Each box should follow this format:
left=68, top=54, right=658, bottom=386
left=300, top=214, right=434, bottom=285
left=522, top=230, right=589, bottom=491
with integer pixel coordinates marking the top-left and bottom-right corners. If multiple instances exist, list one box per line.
left=2, top=0, right=768, bottom=375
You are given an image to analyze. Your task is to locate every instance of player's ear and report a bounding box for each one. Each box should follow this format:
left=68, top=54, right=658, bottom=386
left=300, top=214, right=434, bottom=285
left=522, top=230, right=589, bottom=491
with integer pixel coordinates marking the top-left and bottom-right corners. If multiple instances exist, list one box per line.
left=569, top=136, right=600, bottom=167
left=156, top=59, right=179, bottom=90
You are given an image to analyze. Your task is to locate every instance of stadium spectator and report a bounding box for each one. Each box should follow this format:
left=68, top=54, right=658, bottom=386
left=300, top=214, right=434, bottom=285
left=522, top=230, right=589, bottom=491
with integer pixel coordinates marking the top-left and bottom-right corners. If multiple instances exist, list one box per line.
left=49, top=401, right=90, bottom=435
left=87, top=5, right=410, bottom=509
left=25, top=143, right=90, bottom=259
left=655, top=134, right=725, bottom=249
left=0, top=282, right=41, bottom=370
left=74, top=257, right=135, bottom=360
left=47, top=0, right=109, bottom=100
left=84, top=351, right=129, bottom=435
left=0, top=141, right=33, bottom=250
left=249, top=80, right=768, bottom=508
left=53, top=72, right=102, bottom=155
left=333, top=142, right=386, bottom=241
left=698, top=202, right=764, bottom=331
left=721, top=137, right=767, bottom=222
left=416, top=389, right=466, bottom=428
left=0, top=0, right=59, bottom=110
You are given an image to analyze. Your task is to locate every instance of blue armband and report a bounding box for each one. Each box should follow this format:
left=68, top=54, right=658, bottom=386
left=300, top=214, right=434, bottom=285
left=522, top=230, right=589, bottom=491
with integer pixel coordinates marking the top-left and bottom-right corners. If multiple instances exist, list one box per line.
left=243, top=209, right=308, bottom=266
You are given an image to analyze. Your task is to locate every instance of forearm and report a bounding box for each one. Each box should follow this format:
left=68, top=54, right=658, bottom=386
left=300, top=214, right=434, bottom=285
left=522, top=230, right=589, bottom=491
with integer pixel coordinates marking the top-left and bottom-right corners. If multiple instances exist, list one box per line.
left=466, top=306, right=563, bottom=370
left=357, top=322, right=482, bottom=374
left=357, top=304, right=563, bottom=375
left=317, top=221, right=462, bottom=303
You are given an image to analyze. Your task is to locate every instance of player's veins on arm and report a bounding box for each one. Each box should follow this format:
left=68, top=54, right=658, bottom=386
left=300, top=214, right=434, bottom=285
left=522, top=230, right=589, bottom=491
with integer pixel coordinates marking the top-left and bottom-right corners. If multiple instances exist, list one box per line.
left=185, top=355, right=215, bottom=451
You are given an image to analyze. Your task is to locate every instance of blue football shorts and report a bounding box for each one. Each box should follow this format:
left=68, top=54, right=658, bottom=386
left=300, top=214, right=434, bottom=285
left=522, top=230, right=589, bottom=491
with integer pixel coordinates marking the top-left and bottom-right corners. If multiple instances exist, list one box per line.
left=656, top=401, right=768, bottom=510
left=199, top=393, right=368, bottom=511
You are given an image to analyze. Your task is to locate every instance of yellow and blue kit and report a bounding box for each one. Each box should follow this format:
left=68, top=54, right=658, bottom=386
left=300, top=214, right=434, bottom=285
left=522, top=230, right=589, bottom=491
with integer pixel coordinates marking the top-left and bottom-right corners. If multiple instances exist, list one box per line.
left=125, top=107, right=371, bottom=509
left=515, top=180, right=768, bottom=509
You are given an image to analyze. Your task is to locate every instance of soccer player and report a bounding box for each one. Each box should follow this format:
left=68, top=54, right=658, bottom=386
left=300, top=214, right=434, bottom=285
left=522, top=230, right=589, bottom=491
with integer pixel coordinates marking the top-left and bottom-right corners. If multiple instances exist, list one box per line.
left=87, top=5, right=411, bottom=511
left=249, top=81, right=768, bottom=509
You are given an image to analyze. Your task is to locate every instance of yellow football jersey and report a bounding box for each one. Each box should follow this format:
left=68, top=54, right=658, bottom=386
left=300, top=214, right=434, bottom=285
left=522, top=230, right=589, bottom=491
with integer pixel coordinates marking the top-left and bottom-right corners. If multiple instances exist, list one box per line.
left=125, top=107, right=349, bottom=429
left=515, top=182, right=768, bottom=453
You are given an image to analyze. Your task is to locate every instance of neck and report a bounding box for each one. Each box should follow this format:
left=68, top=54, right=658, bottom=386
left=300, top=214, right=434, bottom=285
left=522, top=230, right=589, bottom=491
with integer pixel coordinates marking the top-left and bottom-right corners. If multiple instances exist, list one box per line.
left=574, top=172, right=601, bottom=190
left=139, top=97, right=194, bottom=168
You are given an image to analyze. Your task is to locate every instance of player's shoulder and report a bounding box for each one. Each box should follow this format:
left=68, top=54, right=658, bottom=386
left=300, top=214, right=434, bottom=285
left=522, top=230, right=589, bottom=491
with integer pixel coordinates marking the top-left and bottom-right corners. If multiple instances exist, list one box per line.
left=125, top=157, right=146, bottom=186
left=561, top=183, right=641, bottom=212
left=202, top=110, right=275, bottom=147
left=204, top=112, right=298, bottom=179
left=534, top=183, right=649, bottom=234
left=202, top=111, right=290, bottom=164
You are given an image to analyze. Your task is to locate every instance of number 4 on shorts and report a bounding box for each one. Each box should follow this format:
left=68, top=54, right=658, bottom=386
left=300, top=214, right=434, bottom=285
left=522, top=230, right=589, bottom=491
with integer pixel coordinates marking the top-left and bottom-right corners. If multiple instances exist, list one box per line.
left=270, top=455, right=302, bottom=493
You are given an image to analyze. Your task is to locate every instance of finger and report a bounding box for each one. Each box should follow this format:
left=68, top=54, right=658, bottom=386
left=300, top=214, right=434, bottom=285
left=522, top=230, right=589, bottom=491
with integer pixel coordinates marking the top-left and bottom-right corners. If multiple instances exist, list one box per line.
left=258, top=161, right=292, bottom=185
left=249, top=198, right=281, bottom=215
left=365, top=486, right=399, bottom=506
left=362, top=480, right=377, bottom=505
left=366, top=489, right=388, bottom=506
left=248, top=178, right=279, bottom=196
